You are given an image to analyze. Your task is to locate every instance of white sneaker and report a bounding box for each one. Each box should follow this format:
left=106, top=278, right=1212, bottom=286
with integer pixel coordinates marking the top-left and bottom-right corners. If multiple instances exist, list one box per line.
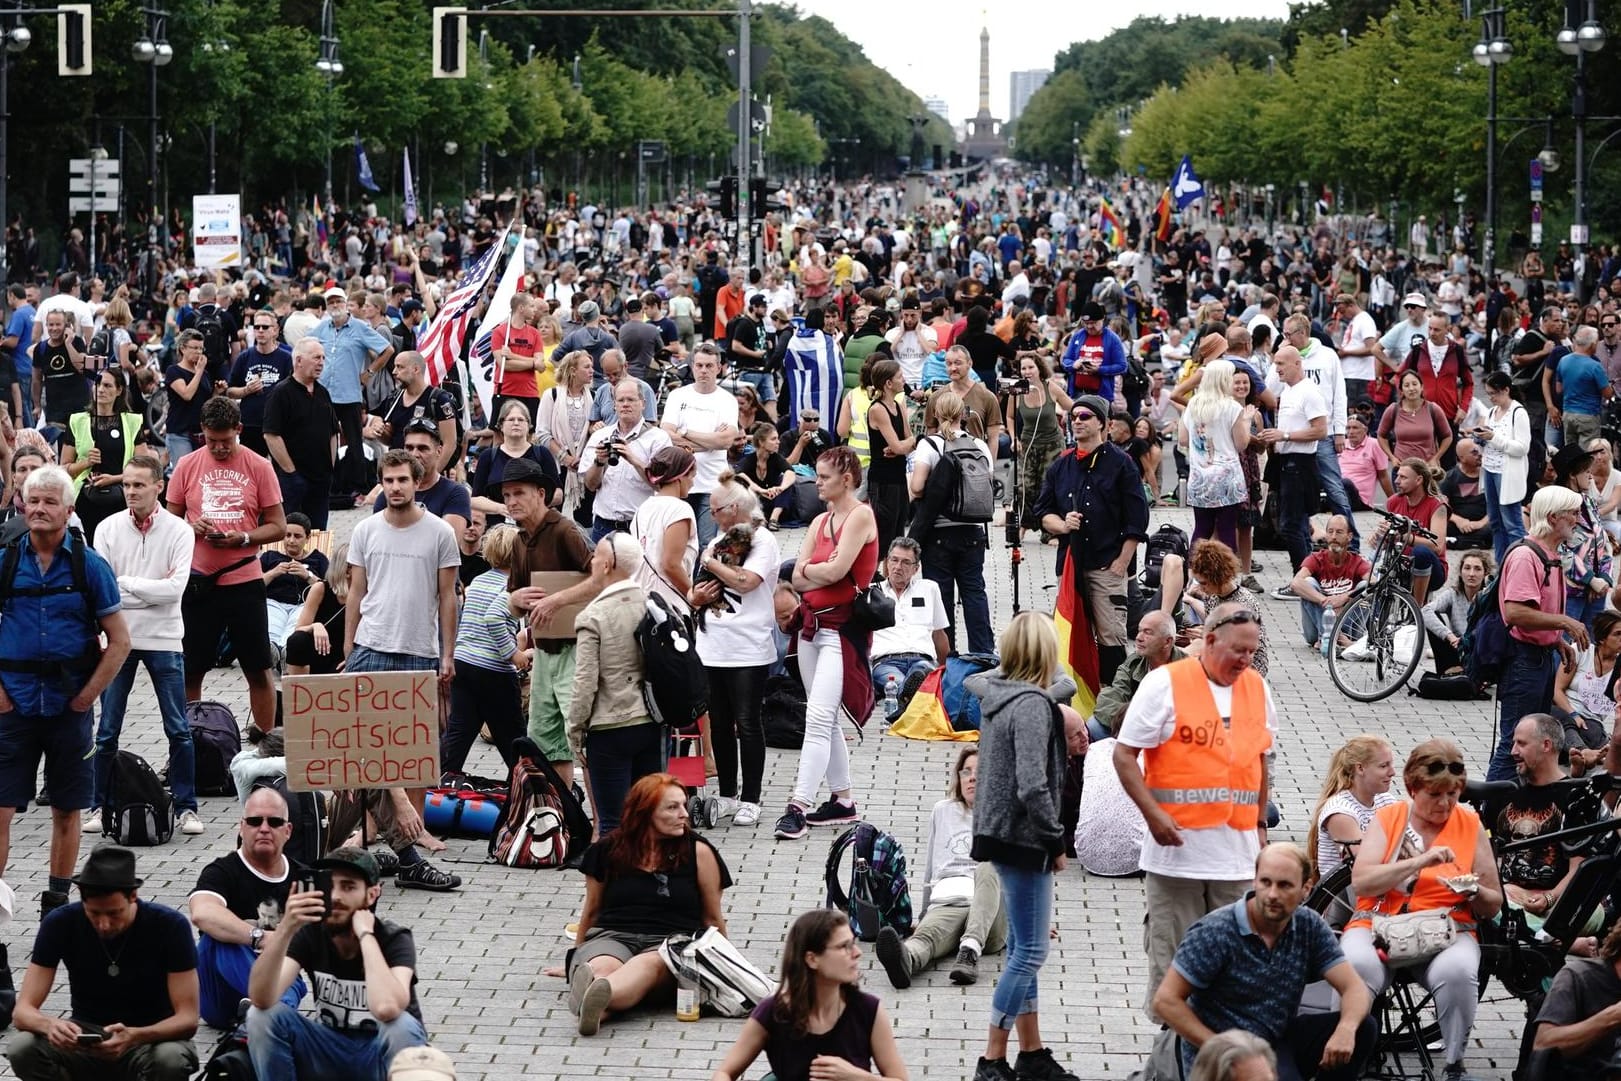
left=178, top=810, right=205, bottom=836
left=81, top=808, right=103, bottom=834
left=734, top=802, right=761, bottom=827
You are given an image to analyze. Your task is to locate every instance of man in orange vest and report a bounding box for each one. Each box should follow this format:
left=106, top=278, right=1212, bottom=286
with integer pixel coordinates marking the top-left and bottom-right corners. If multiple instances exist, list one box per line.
left=1112, top=602, right=1276, bottom=1018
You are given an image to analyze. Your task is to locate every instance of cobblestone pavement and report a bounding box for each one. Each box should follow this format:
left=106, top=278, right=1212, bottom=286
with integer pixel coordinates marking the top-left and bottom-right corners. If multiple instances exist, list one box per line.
left=0, top=503, right=1533, bottom=1080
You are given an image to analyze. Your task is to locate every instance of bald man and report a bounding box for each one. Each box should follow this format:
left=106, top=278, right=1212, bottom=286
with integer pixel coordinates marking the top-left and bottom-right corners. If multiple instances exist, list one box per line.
left=1091, top=611, right=1186, bottom=741
left=1260, top=345, right=1329, bottom=577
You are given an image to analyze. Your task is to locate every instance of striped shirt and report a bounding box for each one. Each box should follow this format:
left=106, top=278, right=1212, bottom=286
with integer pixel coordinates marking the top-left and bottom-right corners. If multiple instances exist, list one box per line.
left=453, top=569, right=518, bottom=672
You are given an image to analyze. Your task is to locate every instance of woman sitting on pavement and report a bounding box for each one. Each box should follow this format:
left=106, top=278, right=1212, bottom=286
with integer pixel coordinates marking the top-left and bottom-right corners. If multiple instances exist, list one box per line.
left=1552, top=608, right=1621, bottom=774
left=1307, top=735, right=1399, bottom=880
left=1344, top=738, right=1504, bottom=1081
left=1421, top=549, right=1492, bottom=675
left=283, top=543, right=351, bottom=676
left=873, top=747, right=1006, bottom=989
left=1184, top=539, right=1268, bottom=677
left=711, top=909, right=909, bottom=1081
left=570, top=772, right=732, bottom=1036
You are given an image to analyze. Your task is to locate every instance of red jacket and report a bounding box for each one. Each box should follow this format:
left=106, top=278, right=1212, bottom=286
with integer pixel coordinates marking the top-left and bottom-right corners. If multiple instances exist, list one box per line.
left=1399, top=340, right=1474, bottom=421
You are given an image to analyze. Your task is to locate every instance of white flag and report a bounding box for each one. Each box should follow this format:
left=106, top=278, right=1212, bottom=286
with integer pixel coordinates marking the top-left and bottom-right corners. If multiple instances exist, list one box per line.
left=403, top=147, right=418, bottom=226
left=466, top=237, right=526, bottom=421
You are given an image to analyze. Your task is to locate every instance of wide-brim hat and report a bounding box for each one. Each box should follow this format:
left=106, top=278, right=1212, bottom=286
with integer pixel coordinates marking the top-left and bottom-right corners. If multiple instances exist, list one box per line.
left=488, top=456, right=559, bottom=499
left=72, top=845, right=142, bottom=891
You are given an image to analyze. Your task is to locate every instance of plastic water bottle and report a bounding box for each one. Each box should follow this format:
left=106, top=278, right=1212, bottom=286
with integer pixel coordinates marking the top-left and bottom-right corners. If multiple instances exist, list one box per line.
left=884, top=675, right=901, bottom=719
left=1320, top=606, right=1336, bottom=658
left=675, top=944, right=701, bottom=1022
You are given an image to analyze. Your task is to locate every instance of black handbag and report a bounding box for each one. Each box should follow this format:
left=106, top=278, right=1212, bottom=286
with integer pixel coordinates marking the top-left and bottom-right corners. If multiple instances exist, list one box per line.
left=849, top=579, right=895, bottom=631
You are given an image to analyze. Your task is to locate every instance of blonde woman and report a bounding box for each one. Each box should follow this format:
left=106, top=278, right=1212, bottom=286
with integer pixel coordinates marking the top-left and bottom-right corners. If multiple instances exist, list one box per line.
left=1308, top=735, right=1399, bottom=879
left=533, top=312, right=564, bottom=396
left=443, top=524, right=528, bottom=773
left=538, top=349, right=594, bottom=518
left=1178, top=359, right=1256, bottom=550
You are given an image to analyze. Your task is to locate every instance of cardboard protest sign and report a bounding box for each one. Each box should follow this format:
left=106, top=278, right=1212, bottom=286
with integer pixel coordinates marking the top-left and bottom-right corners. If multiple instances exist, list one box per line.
left=283, top=672, right=440, bottom=792
left=531, top=570, right=591, bottom=638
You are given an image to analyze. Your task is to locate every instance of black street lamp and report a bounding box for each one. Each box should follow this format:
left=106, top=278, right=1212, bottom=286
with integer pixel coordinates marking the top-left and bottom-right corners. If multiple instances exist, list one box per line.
left=315, top=0, right=343, bottom=204
left=200, top=2, right=230, bottom=195
left=0, top=5, right=31, bottom=283
left=134, top=5, right=174, bottom=266
left=1558, top=0, right=1606, bottom=271
left=1472, top=6, right=1510, bottom=284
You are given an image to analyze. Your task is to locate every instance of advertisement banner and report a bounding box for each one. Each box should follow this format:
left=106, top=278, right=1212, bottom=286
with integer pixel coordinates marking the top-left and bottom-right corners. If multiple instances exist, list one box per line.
left=192, top=193, right=242, bottom=269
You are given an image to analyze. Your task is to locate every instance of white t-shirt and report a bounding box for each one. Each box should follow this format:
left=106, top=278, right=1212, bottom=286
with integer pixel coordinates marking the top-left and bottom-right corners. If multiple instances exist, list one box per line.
left=348, top=511, right=461, bottom=659
left=36, top=293, right=95, bottom=337
left=1116, top=663, right=1277, bottom=880
left=662, top=384, right=739, bottom=495
left=631, top=495, right=698, bottom=614
left=1339, top=310, right=1381, bottom=381
left=870, top=576, right=948, bottom=660
left=907, top=433, right=992, bottom=528
left=1273, top=378, right=1328, bottom=455
left=694, top=525, right=780, bottom=667
left=1315, top=790, right=1400, bottom=878
left=1294, top=342, right=1347, bottom=436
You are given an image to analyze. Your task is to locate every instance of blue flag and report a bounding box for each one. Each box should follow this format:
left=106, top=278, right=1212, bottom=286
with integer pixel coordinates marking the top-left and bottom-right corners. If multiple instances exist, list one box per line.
left=354, top=134, right=380, bottom=193
left=1172, top=155, right=1204, bottom=210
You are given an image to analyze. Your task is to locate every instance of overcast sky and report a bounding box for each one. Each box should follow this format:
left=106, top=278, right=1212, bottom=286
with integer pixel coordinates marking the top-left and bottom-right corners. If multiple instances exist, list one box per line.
left=789, top=0, right=1294, bottom=125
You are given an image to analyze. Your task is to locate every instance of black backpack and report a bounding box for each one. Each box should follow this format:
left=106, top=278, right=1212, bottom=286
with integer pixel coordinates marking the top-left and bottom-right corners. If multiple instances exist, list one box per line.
left=1461, top=538, right=1562, bottom=688
left=199, top=1024, right=253, bottom=1081
left=761, top=672, right=807, bottom=749
left=191, top=305, right=230, bottom=380
left=102, top=750, right=174, bottom=846
left=636, top=591, right=709, bottom=729
left=251, top=775, right=326, bottom=869
left=185, top=700, right=241, bottom=797
left=1141, top=523, right=1190, bottom=591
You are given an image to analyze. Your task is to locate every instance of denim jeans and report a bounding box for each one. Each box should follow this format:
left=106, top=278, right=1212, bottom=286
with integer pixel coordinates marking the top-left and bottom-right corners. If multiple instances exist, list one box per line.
left=1277, top=453, right=1319, bottom=573
left=246, top=1002, right=428, bottom=1081
left=1484, top=469, right=1526, bottom=565
left=196, top=934, right=304, bottom=1029
left=94, top=649, right=194, bottom=813
left=583, top=722, right=664, bottom=833
left=687, top=491, right=715, bottom=550
left=988, top=861, right=1053, bottom=1029
left=1491, top=637, right=1558, bottom=780
left=1314, top=438, right=1359, bottom=550
left=1298, top=579, right=1367, bottom=650
left=923, top=526, right=995, bottom=655
left=1566, top=590, right=1606, bottom=635
left=165, top=432, right=194, bottom=476
left=871, top=653, right=935, bottom=703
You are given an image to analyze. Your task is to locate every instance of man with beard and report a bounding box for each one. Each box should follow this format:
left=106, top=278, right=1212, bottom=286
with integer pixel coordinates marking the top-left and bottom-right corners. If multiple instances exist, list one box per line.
left=246, top=847, right=428, bottom=1078
left=1288, top=515, right=1371, bottom=653
left=1154, top=843, right=1375, bottom=1081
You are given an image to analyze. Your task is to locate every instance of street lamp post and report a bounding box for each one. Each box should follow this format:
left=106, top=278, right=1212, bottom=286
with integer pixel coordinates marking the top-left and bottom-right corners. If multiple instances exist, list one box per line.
left=315, top=0, right=343, bottom=205
left=0, top=6, right=30, bottom=285
left=1472, top=7, right=1510, bottom=285
left=478, top=29, right=490, bottom=192
left=1559, top=0, right=1606, bottom=273
left=134, top=5, right=174, bottom=275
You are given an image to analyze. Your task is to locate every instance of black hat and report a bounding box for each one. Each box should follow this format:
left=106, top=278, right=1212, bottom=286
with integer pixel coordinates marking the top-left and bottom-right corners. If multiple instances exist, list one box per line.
left=489, top=455, right=559, bottom=498
left=748, top=293, right=767, bottom=308
left=1554, top=443, right=1596, bottom=481
left=1081, top=301, right=1106, bottom=321
left=72, top=845, right=143, bottom=891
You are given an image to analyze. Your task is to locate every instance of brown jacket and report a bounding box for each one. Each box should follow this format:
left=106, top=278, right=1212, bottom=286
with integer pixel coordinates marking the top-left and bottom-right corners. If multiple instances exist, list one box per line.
left=567, top=578, right=652, bottom=759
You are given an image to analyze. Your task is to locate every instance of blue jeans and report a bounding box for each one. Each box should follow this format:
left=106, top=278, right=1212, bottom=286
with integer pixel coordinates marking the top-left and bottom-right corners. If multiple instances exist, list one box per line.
left=687, top=492, right=715, bottom=550
left=246, top=1002, right=427, bottom=1081
left=1491, top=637, right=1558, bottom=780
left=989, top=861, right=1053, bottom=1029
left=1314, top=439, right=1359, bottom=550
left=584, top=722, right=664, bottom=833
left=1567, top=590, right=1606, bottom=634
left=196, top=935, right=304, bottom=1029
left=923, top=527, right=995, bottom=655
left=165, top=432, right=194, bottom=476
left=871, top=654, right=934, bottom=700
left=94, top=650, right=194, bottom=813
left=1484, top=470, right=1526, bottom=565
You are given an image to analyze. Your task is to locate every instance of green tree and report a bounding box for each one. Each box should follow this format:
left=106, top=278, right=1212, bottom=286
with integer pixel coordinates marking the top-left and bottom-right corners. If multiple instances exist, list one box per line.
left=1009, top=69, right=1091, bottom=167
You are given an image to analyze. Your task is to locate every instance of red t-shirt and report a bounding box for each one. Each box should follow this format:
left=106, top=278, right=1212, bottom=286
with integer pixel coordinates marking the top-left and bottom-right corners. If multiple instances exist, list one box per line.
left=1300, top=549, right=1371, bottom=597
left=168, top=446, right=282, bottom=585
left=492, top=323, right=542, bottom=398
left=1386, top=491, right=1448, bottom=564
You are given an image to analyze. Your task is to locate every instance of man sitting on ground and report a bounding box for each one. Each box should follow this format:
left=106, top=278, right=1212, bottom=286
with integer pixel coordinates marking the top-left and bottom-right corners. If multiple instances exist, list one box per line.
left=7, top=845, right=199, bottom=1081
left=188, top=786, right=308, bottom=1029
left=1289, top=515, right=1371, bottom=653
left=1153, top=843, right=1376, bottom=1081
left=247, top=847, right=428, bottom=1080
left=870, top=536, right=950, bottom=715
left=1090, top=611, right=1185, bottom=742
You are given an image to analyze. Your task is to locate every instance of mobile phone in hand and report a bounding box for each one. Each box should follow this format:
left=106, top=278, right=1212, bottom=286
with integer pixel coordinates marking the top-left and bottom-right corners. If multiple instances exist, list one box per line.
left=76, top=1032, right=105, bottom=1044
left=314, top=869, right=334, bottom=912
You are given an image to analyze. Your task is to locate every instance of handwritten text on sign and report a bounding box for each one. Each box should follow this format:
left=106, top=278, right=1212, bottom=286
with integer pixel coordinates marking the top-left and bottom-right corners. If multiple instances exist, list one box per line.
left=283, top=672, right=440, bottom=792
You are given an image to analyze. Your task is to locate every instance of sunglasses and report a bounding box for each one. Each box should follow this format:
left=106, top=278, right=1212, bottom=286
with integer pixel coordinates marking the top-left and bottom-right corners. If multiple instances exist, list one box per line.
left=243, top=815, right=288, bottom=828
left=1423, top=760, right=1466, bottom=778
left=1207, top=609, right=1262, bottom=632
left=1604, top=322, right=1618, bottom=328
left=1071, top=411, right=1096, bottom=423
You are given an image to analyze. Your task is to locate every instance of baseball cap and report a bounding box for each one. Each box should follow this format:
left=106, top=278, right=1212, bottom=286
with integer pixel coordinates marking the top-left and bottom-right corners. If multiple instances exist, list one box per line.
left=315, top=847, right=381, bottom=886
left=323, top=286, right=347, bottom=302
left=1401, top=293, right=1428, bottom=309
left=401, top=298, right=425, bottom=315
left=389, top=1046, right=458, bottom=1081
left=748, top=293, right=767, bottom=308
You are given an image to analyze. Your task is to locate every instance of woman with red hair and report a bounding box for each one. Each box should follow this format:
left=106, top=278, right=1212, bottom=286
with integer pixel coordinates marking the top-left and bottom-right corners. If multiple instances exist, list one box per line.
left=568, top=773, right=733, bottom=1036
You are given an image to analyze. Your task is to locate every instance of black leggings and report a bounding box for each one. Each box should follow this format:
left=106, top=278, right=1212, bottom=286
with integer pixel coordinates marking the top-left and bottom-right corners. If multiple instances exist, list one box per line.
left=442, top=661, right=524, bottom=774
left=706, top=664, right=768, bottom=803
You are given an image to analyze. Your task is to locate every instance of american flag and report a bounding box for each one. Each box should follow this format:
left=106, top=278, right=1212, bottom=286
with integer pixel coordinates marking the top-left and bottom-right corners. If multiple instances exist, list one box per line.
left=418, top=222, right=512, bottom=386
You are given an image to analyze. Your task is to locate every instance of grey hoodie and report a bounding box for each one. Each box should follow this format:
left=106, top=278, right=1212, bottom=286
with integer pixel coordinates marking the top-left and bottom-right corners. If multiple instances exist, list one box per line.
left=968, top=671, right=1067, bottom=870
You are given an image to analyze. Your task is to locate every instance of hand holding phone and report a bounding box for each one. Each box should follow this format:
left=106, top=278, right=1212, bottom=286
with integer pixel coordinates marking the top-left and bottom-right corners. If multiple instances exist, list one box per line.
left=76, top=1032, right=104, bottom=1044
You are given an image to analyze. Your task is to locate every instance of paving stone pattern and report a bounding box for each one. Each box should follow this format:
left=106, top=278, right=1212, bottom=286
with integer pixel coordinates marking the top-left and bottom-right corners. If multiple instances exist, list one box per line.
left=1, top=504, right=1532, bottom=1079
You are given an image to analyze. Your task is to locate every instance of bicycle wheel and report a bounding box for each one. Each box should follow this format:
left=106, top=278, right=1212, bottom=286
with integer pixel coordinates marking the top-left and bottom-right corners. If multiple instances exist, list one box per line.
left=1304, top=863, right=1357, bottom=933
left=1327, top=586, right=1424, bottom=703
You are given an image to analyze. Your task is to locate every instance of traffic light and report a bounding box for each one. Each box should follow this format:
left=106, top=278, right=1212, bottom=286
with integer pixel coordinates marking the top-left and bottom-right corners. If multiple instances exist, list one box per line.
left=58, top=4, right=92, bottom=77
left=749, top=177, right=787, bottom=217
left=706, top=176, right=738, bottom=219
left=431, top=7, right=466, bottom=78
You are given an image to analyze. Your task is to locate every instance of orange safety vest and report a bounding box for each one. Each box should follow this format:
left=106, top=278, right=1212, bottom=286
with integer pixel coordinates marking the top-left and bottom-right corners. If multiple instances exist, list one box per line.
left=1142, top=657, right=1271, bottom=831
left=1349, top=801, right=1481, bottom=931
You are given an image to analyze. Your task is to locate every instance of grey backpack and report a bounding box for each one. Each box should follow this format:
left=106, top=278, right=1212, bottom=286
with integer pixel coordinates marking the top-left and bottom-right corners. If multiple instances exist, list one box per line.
left=932, top=434, right=994, bottom=523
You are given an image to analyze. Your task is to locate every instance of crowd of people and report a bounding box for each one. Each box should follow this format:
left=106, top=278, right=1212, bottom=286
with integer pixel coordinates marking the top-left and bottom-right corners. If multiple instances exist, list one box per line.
left=9, top=165, right=1621, bottom=1081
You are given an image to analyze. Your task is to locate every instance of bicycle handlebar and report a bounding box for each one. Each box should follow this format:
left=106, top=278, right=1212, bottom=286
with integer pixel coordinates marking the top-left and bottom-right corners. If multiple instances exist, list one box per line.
left=1373, top=506, right=1439, bottom=543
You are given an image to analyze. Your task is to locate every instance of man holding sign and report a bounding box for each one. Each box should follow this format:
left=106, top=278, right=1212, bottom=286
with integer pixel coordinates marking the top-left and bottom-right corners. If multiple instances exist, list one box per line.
left=340, top=449, right=461, bottom=894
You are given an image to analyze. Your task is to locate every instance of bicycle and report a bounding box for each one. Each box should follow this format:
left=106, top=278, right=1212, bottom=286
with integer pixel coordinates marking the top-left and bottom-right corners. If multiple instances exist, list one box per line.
left=1325, top=506, right=1432, bottom=703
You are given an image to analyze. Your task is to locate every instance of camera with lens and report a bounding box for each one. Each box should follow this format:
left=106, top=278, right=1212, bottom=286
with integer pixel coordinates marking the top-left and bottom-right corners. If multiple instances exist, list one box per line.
left=997, top=376, right=1032, bottom=394
left=606, top=438, right=623, bottom=466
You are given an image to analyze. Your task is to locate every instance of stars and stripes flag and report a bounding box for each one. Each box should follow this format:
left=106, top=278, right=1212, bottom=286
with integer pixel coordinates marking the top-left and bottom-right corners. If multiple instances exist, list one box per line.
left=418, top=221, right=512, bottom=387
left=466, top=232, right=527, bottom=420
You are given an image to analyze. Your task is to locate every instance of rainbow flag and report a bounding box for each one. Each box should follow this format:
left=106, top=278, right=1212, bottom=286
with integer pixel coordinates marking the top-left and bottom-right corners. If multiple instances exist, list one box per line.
left=1098, top=197, right=1124, bottom=247
left=1153, top=186, right=1174, bottom=243
left=312, top=194, right=328, bottom=250
left=1053, top=561, right=1100, bottom=717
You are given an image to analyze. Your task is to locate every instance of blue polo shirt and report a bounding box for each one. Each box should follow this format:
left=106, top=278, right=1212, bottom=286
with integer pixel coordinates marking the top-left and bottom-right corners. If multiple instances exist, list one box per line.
left=1173, top=893, right=1345, bottom=1072
left=0, top=530, right=121, bottom=715
left=1558, top=350, right=1609, bottom=417
left=309, top=316, right=391, bottom=406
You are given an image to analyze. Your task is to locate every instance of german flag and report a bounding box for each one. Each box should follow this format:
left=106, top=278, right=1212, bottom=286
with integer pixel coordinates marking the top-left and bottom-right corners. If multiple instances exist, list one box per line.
left=1153, top=186, right=1174, bottom=243
left=1053, top=564, right=1100, bottom=716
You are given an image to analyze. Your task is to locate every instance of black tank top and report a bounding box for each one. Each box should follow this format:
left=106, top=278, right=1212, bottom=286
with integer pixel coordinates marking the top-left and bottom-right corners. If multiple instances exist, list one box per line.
left=867, top=398, right=906, bottom=483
